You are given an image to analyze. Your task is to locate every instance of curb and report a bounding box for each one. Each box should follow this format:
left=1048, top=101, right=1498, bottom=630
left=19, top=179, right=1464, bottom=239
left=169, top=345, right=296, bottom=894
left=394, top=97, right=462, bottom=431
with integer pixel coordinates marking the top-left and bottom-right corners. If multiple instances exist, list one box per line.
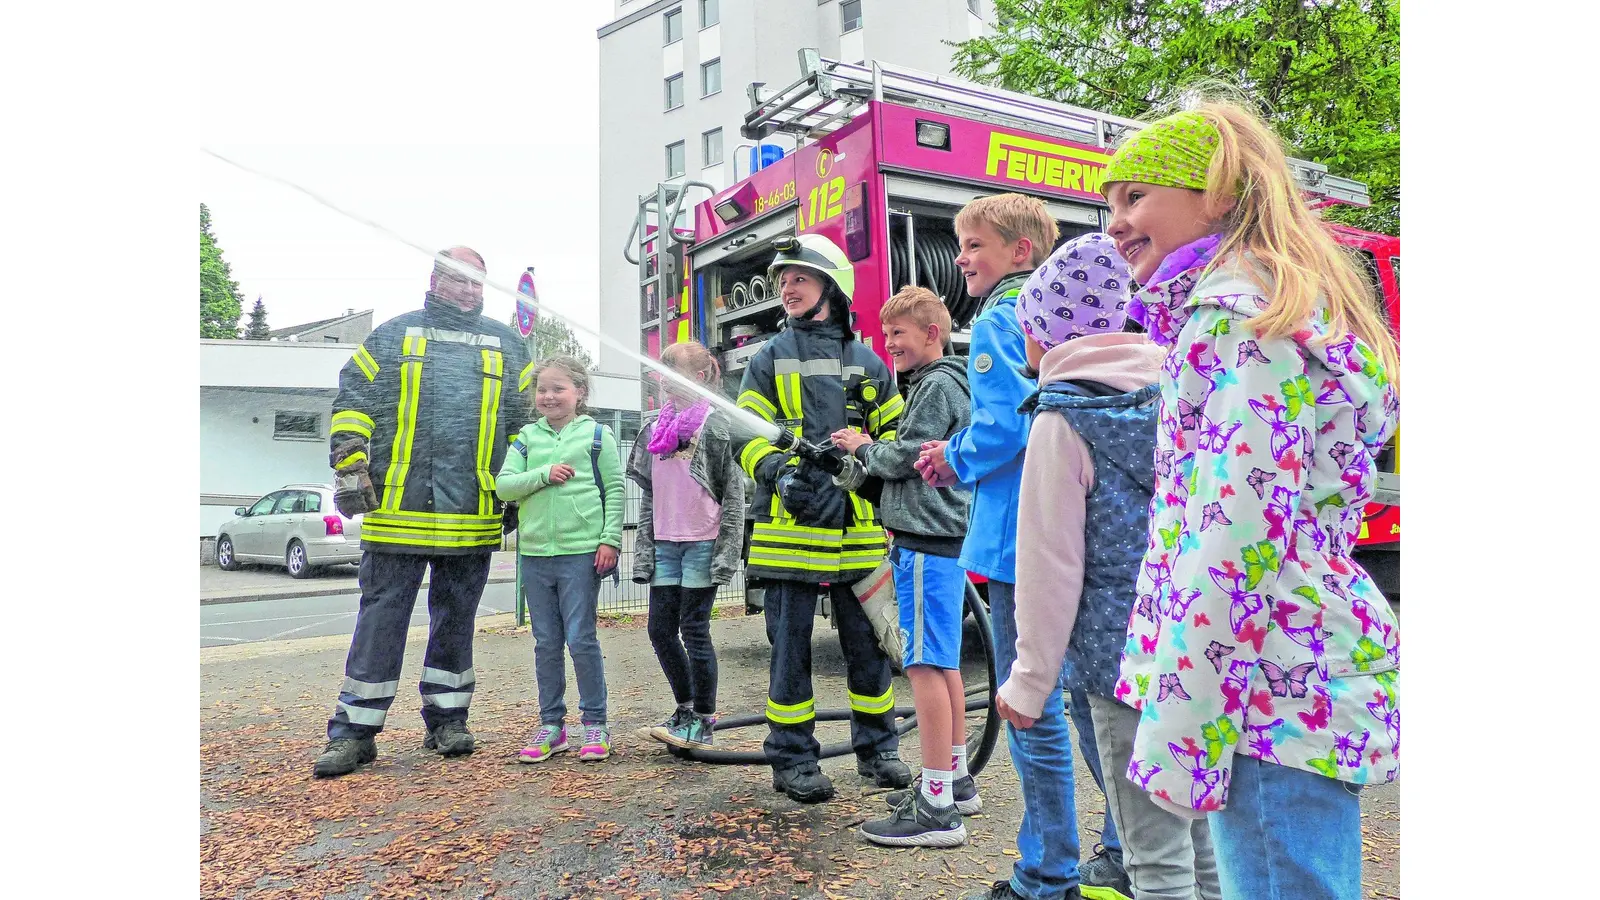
left=200, top=572, right=518, bottom=607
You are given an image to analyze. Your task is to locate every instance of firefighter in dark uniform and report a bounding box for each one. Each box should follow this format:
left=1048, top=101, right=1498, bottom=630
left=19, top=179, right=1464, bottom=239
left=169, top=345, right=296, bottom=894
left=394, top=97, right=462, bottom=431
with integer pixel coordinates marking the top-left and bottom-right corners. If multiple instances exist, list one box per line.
left=736, top=234, right=914, bottom=802
left=313, top=246, right=531, bottom=778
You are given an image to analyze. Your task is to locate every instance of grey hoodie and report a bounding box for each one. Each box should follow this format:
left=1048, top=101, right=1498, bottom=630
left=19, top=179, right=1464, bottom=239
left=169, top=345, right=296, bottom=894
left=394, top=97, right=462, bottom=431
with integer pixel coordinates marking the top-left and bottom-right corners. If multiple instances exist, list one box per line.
left=856, top=355, right=972, bottom=557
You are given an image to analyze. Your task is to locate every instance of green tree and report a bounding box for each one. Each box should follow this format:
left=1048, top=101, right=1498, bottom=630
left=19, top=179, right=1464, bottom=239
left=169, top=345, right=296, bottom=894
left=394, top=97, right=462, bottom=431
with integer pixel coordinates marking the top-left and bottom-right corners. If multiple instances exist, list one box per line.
left=200, top=203, right=245, bottom=338
left=511, top=311, right=595, bottom=370
left=951, top=0, right=1399, bottom=234
left=244, top=296, right=271, bottom=340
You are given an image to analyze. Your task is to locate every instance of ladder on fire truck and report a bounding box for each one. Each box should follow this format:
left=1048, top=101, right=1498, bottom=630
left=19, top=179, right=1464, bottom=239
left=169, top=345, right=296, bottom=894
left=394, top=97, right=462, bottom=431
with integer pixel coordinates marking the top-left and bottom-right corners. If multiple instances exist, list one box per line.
left=741, top=49, right=1369, bottom=208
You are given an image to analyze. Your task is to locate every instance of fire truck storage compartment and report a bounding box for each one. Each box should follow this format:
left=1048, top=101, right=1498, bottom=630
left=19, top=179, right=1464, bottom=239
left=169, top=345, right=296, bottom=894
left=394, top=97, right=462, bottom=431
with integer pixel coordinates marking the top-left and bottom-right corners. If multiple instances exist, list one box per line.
left=883, top=174, right=1104, bottom=335
left=697, top=209, right=799, bottom=390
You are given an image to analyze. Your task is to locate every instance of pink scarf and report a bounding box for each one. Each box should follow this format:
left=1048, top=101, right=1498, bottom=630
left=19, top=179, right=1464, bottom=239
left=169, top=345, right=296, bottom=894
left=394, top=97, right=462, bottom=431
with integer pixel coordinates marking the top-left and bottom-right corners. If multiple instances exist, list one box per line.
left=647, top=398, right=711, bottom=455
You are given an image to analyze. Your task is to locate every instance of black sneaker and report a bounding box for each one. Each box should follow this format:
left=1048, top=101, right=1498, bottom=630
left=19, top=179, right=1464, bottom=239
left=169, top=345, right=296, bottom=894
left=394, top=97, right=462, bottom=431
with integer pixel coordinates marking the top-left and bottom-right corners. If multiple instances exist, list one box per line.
left=1079, top=844, right=1133, bottom=900
left=312, top=736, right=377, bottom=778
left=422, top=721, right=476, bottom=757
left=659, top=712, right=715, bottom=749
left=856, top=750, right=913, bottom=788
left=884, top=773, right=983, bottom=814
left=860, top=788, right=966, bottom=848
left=964, top=880, right=1066, bottom=900
left=771, top=761, right=835, bottom=804
left=640, top=707, right=692, bottom=743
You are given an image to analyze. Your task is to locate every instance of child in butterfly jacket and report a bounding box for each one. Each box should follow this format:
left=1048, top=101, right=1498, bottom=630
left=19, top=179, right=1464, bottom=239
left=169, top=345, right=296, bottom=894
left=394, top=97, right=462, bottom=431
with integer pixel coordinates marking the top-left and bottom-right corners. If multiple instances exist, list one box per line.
left=1006, top=233, right=1221, bottom=900
left=1103, top=105, right=1401, bottom=900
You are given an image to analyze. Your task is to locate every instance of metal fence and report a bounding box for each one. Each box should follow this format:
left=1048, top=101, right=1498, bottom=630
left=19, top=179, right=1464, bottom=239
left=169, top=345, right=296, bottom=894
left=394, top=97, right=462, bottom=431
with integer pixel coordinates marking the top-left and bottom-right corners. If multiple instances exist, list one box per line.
left=502, top=441, right=748, bottom=615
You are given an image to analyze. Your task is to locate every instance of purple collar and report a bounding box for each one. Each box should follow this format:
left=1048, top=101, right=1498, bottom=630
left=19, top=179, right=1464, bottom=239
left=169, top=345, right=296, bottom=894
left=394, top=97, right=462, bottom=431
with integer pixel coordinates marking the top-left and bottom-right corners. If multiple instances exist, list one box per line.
left=1127, top=233, right=1225, bottom=346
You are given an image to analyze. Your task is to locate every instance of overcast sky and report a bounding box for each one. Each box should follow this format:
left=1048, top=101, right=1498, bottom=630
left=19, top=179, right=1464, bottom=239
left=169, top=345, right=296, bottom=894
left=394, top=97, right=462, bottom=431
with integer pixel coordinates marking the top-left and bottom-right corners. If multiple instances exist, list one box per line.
left=199, top=4, right=613, bottom=353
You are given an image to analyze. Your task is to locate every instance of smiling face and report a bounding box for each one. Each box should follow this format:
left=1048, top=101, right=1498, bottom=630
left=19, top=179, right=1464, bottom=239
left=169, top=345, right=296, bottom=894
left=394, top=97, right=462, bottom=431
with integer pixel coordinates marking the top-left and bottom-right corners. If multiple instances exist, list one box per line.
left=955, top=219, right=1033, bottom=299
left=1104, top=182, right=1224, bottom=285
left=882, top=316, right=941, bottom=374
left=777, top=266, right=828, bottom=320
left=430, top=247, right=486, bottom=312
left=535, top=367, right=582, bottom=428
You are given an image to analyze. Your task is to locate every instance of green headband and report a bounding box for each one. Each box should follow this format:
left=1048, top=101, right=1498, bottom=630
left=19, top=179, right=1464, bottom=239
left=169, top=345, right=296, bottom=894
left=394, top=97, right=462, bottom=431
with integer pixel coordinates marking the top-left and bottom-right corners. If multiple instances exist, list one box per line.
left=1100, top=110, right=1221, bottom=194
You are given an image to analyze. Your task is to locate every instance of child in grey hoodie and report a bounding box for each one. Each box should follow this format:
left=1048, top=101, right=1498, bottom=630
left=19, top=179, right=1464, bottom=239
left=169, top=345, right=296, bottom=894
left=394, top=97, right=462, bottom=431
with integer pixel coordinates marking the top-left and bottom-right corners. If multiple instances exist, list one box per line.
left=832, top=286, right=975, bottom=849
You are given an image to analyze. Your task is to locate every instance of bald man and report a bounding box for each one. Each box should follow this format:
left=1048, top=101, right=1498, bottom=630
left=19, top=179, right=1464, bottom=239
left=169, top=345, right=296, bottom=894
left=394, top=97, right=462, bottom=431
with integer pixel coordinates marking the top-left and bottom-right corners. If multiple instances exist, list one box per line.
left=315, top=247, right=532, bottom=778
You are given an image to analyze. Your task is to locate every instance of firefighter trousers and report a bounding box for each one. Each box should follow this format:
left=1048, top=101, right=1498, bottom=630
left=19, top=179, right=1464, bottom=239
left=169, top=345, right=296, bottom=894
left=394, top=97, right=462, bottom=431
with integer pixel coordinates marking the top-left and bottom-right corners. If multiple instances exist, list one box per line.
left=762, top=579, right=898, bottom=770
left=326, top=550, right=491, bottom=741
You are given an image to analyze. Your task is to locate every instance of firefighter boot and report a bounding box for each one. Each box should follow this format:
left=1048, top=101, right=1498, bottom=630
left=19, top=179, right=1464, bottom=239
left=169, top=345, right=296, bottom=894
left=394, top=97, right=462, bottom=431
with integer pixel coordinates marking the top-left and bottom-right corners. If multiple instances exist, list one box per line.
left=857, top=750, right=913, bottom=788
left=772, top=761, right=835, bottom=804
left=313, top=736, right=377, bottom=778
left=423, top=720, right=476, bottom=757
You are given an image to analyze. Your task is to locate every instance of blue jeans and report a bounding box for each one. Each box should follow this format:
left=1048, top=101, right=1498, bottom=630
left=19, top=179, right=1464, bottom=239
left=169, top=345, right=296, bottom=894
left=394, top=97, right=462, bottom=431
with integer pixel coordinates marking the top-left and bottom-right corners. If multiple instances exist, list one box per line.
left=1209, top=754, right=1364, bottom=900
left=1066, top=686, right=1122, bottom=859
left=522, top=553, right=608, bottom=726
left=990, top=580, right=1081, bottom=899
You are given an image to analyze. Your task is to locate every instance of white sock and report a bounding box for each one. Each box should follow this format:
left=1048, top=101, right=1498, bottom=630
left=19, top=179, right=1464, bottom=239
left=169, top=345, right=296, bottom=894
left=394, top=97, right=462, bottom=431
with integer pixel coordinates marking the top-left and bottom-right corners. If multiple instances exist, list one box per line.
left=920, top=767, right=954, bottom=808
left=951, top=745, right=970, bottom=780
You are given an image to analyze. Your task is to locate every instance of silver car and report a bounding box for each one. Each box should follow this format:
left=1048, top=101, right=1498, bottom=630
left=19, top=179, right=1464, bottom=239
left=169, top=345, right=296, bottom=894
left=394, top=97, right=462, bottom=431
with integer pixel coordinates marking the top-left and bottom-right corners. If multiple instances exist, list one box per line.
left=215, top=484, right=364, bottom=578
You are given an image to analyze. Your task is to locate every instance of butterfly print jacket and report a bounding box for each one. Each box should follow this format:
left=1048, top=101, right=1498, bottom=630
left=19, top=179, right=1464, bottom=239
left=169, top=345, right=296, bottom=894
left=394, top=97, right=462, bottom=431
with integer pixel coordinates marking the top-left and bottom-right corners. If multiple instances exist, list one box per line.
left=1115, top=234, right=1401, bottom=813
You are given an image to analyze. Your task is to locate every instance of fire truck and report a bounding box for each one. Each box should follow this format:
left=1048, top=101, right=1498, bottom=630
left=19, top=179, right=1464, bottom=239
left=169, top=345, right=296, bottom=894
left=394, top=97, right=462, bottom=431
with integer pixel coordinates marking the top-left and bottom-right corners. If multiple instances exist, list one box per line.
left=624, top=50, right=1400, bottom=595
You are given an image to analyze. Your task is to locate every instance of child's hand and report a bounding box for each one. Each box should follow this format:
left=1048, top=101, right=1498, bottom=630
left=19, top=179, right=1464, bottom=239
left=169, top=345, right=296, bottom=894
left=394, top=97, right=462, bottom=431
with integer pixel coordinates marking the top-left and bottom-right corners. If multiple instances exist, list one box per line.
left=595, top=544, right=619, bottom=574
left=916, top=441, right=957, bottom=487
left=547, top=463, right=576, bottom=484
left=996, top=693, right=1037, bottom=730
left=830, top=428, right=871, bottom=454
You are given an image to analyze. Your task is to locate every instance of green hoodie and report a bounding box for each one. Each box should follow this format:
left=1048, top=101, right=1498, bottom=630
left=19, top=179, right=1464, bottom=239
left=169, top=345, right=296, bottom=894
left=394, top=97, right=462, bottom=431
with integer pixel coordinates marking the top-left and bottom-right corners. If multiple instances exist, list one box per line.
left=495, top=414, right=624, bottom=556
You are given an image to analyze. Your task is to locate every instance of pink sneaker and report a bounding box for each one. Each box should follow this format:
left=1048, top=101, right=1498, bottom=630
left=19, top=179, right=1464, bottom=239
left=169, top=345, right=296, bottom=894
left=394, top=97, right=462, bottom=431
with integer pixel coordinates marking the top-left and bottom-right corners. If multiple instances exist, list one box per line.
left=577, top=725, right=612, bottom=761
left=517, top=724, right=568, bottom=763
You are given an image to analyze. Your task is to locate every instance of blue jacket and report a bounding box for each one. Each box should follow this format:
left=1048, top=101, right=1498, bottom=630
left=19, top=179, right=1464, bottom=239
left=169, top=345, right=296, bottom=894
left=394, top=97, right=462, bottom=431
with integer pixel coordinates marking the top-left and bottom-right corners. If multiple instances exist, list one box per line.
left=945, top=271, right=1033, bottom=582
left=1025, top=381, right=1159, bottom=699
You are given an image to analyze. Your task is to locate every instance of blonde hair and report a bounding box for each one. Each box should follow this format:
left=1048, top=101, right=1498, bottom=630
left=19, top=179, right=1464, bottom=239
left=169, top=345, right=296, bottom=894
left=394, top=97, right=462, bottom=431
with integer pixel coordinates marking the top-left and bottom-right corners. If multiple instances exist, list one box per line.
left=1176, top=99, right=1400, bottom=391
left=880, top=286, right=952, bottom=345
left=955, top=193, right=1059, bottom=267
left=659, top=339, right=722, bottom=384
left=532, top=355, right=591, bottom=416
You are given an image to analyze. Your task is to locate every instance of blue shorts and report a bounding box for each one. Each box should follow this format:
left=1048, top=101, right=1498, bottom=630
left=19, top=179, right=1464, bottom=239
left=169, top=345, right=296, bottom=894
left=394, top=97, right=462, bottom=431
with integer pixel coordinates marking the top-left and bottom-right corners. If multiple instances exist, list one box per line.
left=652, top=539, right=716, bottom=589
left=891, top=546, right=966, bottom=671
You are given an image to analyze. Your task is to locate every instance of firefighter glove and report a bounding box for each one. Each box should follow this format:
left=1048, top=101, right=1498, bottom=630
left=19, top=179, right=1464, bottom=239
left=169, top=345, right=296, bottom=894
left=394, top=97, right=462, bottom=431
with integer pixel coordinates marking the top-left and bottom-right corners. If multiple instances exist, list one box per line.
left=330, top=439, right=378, bottom=518
left=777, top=461, right=847, bottom=529
left=753, top=453, right=786, bottom=489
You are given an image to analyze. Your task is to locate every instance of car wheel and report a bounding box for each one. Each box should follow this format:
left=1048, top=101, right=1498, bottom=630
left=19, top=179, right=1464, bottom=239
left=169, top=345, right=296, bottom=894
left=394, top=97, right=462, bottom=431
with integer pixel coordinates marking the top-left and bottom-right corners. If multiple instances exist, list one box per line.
left=286, top=540, right=313, bottom=579
left=217, top=536, right=240, bottom=571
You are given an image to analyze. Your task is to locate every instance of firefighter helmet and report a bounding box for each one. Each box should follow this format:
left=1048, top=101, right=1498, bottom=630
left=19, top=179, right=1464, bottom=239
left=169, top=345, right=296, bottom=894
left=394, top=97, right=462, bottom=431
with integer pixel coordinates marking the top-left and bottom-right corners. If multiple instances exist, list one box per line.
left=767, top=233, right=855, bottom=320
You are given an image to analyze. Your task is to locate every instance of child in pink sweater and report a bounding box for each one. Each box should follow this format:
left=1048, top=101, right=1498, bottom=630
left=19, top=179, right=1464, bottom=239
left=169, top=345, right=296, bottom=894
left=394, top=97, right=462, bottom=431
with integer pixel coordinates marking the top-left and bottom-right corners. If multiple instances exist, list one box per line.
left=1003, top=233, right=1222, bottom=900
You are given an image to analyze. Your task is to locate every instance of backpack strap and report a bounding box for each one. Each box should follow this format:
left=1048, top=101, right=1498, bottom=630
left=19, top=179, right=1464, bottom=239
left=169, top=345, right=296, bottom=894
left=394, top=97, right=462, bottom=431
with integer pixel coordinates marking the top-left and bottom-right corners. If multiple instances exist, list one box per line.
left=590, top=423, right=606, bottom=510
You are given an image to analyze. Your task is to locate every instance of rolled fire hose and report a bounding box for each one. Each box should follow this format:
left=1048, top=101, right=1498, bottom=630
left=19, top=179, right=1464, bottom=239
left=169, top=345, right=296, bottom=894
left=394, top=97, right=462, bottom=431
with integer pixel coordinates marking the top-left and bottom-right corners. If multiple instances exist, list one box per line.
left=748, top=275, right=768, bottom=307
left=729, top=280, right=748, bottom=311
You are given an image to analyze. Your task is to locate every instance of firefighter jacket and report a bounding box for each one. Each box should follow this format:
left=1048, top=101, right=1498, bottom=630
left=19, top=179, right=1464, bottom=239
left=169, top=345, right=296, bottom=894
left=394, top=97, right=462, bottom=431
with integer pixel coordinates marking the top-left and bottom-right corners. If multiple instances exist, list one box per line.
left=329, top=294, right=531, bottom=555
left=736, top=316, right=904, bottom=583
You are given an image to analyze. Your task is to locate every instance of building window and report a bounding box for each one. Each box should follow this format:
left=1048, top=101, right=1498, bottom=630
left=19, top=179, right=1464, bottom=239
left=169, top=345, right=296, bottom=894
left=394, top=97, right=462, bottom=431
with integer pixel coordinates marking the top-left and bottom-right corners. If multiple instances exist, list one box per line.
left=666, top=141, right=686, bottom=178
left=664, top=73, right=683, bottom=110
left=273, top=412, right=321, bottom=441
left=841, top=0, right=862, bottom=33
left=700, top=58, right=721, bottom=97
left=700, top=0, right=718, bottom=28
left=323, top=335, right=339, bottom=342
left=664, top=7, right=683, bottom=44
left=702, top=128, right=723, bottom=167
left=968, top=0, right=982, bottom=15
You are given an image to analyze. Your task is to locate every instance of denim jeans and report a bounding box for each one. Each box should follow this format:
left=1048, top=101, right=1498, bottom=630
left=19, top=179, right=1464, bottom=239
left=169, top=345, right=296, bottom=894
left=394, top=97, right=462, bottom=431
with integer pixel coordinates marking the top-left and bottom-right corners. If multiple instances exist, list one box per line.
left=990, top=580, right=1082, bottom=899
left=522, top=553, right=608, bottom=726
left=1066, top=686, right=1121, bottom=859
left=646, top=584, right=718, bottom=715
left=1209, top=754, right=1364, bottom=900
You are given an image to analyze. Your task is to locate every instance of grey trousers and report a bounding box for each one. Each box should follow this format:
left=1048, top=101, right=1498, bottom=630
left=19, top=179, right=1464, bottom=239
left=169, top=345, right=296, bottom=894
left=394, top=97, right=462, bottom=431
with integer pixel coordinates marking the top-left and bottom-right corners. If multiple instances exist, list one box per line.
left=1087, top=693, right=1223, bottom=900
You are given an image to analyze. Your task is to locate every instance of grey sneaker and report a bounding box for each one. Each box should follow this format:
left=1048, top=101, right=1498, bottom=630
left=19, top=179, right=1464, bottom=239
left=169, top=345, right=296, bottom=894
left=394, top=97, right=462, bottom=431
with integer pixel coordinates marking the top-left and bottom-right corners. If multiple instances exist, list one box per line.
left=659, top=712, right=715, bottom=749
left=1078, top=844, right=1133, bottom=900
left=884, top=773, right=982, bottom=814
left=422, top=720, right=475, bottom=757
left=312, top=736, right=377, bottom=778
left=859, top=789, right=966, bottom=848
left=643, top=707, right=693, bottom=743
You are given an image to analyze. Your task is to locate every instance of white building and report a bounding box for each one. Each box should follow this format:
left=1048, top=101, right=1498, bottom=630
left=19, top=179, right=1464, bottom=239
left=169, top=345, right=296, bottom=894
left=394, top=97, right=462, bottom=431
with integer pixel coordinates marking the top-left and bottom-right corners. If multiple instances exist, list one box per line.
left=199, top=339, right=645, bottom=537
left=595, top=0, right=995, bottom=376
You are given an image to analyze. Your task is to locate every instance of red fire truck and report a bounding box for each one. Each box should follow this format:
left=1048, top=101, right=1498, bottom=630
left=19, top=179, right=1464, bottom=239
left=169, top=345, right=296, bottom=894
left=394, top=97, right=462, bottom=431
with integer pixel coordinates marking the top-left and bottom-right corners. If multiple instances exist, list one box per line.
left=625, top=51, right=1399, bottom=594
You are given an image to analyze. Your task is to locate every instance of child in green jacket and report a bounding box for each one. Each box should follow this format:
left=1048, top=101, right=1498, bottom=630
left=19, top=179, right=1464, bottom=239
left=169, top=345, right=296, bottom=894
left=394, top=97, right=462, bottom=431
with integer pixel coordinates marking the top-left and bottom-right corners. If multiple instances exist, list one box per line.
left=496, top=356, right=624, bottom=763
